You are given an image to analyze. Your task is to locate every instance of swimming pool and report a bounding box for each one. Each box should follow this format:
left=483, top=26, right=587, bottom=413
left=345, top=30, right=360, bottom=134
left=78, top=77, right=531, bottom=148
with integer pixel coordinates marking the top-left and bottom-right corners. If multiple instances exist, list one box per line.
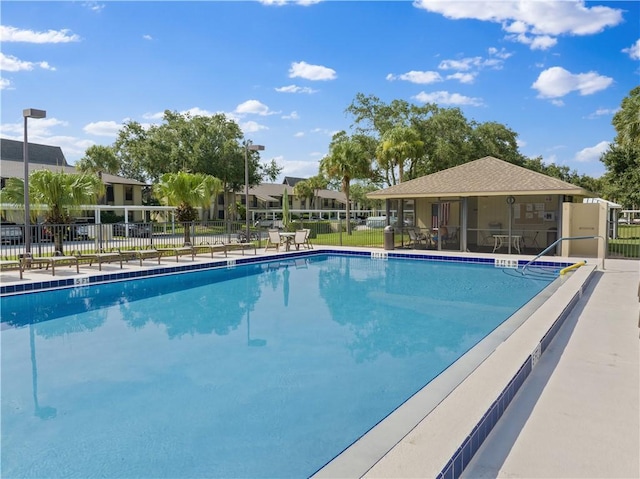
left=1, top=254, right=556, bottom=478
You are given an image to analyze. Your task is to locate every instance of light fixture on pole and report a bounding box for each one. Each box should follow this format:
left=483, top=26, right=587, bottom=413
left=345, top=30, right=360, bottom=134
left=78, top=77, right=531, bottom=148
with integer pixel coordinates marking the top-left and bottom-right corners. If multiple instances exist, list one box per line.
left=244, top=142, right=265, bottom=242
left=23, top=108, right=47, bottom=256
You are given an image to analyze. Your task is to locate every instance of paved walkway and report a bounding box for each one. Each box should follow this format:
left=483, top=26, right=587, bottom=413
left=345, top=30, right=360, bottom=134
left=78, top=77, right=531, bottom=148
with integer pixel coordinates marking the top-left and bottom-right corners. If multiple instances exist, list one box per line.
left=463, top=259, right=640, bottom=479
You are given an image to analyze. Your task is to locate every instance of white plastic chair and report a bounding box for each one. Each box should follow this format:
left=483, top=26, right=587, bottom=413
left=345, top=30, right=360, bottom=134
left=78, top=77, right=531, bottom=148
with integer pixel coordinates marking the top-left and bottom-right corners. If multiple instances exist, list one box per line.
left=264, top=229, right=282, bottom=252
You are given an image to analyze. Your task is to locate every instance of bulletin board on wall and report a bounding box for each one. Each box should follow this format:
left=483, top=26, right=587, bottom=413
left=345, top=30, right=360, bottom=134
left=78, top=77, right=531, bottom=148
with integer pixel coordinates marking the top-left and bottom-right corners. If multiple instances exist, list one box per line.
left=513, top=202, right=552, bottom=225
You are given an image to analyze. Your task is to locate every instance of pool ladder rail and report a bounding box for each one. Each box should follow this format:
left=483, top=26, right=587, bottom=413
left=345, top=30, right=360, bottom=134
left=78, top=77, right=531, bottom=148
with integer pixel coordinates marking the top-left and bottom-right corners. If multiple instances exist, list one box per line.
left=520, top=235, right=604, bottom=276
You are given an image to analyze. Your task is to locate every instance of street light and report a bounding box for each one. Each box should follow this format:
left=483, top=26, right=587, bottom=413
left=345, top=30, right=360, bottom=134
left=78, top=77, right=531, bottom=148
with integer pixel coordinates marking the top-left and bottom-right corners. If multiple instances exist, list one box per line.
left=23, top=108, right=47, bottom=256
left=244, top=141, right=265, bottom=242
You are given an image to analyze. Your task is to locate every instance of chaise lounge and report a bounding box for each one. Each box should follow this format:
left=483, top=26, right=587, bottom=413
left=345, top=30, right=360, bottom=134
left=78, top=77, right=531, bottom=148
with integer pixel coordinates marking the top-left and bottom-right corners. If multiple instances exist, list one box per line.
left=22, top=252, right=79, bottom=276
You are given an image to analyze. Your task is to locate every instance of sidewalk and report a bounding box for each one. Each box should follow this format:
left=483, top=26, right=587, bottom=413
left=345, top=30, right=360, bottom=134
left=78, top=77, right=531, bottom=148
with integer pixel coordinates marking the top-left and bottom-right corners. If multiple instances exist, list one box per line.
left=462, top=259, right=640, bottom=478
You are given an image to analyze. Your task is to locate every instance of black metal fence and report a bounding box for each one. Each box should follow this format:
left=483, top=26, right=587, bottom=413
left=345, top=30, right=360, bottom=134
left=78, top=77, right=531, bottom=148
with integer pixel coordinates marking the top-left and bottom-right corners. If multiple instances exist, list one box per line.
left=2, top=220, right=638, bottom=259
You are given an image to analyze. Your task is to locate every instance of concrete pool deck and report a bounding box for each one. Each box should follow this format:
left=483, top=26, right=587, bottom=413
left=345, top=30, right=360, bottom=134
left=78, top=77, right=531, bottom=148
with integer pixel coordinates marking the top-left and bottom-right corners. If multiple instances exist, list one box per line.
left=1, top=249, right=638, bottom=478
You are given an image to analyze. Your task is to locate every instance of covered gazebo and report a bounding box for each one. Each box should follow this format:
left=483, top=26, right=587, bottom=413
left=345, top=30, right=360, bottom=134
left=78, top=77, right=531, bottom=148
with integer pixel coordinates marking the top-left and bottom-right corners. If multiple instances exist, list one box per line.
left=368, top=156, right=592, bottom=255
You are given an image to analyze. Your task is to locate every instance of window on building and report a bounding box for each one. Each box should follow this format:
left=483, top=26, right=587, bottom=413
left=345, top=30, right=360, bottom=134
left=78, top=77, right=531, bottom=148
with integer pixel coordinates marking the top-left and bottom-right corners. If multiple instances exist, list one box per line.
left=106, top=186, right=114, bottom=202
left=125, top=186, right=133, bottom=201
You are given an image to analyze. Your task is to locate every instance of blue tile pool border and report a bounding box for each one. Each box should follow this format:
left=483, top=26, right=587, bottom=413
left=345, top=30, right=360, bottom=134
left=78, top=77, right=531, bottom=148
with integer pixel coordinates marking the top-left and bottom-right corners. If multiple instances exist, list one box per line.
left=0, top=249, right=575, bottom=297
left=437, top=264, right=596, bottom=479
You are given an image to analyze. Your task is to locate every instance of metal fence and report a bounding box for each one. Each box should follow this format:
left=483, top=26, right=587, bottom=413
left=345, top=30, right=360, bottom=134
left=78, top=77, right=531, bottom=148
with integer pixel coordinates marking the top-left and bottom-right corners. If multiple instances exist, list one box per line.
left=2, top=219, right=638, bottom=259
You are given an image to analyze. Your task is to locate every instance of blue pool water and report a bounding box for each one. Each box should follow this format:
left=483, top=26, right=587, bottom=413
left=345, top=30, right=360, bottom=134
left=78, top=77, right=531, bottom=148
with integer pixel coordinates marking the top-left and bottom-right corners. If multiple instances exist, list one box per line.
left=1, top=254, right=554, bottom=478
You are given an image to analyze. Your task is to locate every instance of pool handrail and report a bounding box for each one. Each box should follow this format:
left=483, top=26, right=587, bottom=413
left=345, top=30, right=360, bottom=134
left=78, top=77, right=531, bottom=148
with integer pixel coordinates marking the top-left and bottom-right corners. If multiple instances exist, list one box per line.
left=520, top=235, right=604, bottom=275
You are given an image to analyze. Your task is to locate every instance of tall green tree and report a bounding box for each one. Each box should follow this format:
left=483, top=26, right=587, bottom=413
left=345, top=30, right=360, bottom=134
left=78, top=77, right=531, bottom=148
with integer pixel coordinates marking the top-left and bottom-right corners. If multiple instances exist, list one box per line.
left=76, top=145, right=119, bottom=204
left=113, top=110, right=270, bottom=221
left=320, top=132, right=372, bottom=234
left=153, top=172, right=223, bottom=245
left=76, top=145, right=120, bottom=175
left=0, top=170, right=104, bottom=253
left=601, top=86, right=640, bottom=208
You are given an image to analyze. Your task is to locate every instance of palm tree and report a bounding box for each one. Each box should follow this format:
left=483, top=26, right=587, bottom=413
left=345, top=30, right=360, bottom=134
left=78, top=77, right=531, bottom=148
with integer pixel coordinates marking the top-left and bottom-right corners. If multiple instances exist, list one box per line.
left=153, top=172, right=222, bottom=245
left=0, top=170, right=104, bottom=253
left=320, top=132, right=372, bottom=235
left=376, top=125, right=423, bottom=185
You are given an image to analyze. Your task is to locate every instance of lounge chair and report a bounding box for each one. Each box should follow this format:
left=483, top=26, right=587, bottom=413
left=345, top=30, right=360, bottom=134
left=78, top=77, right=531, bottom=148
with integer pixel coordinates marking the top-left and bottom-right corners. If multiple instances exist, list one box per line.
left=119, top=248, right=162, bottom=266
left=265, top=229, right=283, bottom=253
left=22, top=252, right=79, bottom=276
left=226, top=240, right=257, bottom=255
left=0, top=259, right=23, bottom=279
left=157, top=245, right=195, bottom=262
left=73, top=250, right=123, bottom=271
left=191, top=242, right=228, bottom=258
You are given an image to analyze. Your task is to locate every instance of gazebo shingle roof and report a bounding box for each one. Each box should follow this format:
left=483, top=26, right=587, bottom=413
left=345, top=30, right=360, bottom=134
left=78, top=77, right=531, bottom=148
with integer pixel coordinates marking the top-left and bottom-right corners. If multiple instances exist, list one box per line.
left=368, top=156, right=591, bottom=198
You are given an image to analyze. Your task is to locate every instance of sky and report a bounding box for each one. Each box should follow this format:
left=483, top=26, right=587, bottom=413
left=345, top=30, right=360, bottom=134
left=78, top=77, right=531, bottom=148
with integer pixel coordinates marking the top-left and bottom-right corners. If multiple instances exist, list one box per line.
left=1, top=0, right=638, bottom=182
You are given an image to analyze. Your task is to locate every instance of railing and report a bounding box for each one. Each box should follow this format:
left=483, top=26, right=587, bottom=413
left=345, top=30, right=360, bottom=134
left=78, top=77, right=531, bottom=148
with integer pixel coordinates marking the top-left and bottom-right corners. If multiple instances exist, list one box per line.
left=520, top=235, right=604, bottom=275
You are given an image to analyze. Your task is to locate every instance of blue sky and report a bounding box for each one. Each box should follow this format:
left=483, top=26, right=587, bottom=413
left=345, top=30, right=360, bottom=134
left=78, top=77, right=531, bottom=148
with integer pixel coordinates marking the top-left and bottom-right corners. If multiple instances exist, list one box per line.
left=1, top=1, right=638, bottom=181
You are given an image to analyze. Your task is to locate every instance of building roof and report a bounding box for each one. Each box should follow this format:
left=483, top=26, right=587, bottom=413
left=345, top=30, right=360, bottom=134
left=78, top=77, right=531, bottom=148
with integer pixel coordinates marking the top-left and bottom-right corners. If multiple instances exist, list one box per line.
left=1, top=138, right=68, bottom=166
left=0, top=159, right=147, bottom=186
left=282, top=176, right=306, bottom=187
left=1, top=138, right=147, bottom=186
left=249, top=182, right=347, bottom=203
left=368, top=156, right=592, bottom=199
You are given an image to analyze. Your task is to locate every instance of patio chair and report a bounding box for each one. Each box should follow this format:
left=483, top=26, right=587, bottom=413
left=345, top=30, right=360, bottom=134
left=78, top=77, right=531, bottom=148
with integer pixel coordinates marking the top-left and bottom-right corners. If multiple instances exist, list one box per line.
left=293, top=229, right=311, bottom=250
left=302, top=229, right=313, bottom=249
left=407, top=228, right=429, bottom=248
left=265, top=229, right=283, bottom=253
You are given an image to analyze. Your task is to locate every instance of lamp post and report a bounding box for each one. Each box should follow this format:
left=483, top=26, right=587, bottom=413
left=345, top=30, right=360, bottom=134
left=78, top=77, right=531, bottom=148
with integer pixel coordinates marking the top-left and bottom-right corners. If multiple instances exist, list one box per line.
left=23, top=108, right=47, bottom=256
left=244, top=142, right=265, bottom=242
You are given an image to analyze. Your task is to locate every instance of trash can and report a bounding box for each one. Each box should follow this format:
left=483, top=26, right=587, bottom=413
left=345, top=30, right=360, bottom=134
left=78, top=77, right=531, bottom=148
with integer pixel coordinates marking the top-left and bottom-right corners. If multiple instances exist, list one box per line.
left=384, top=225, right=395, bottom=250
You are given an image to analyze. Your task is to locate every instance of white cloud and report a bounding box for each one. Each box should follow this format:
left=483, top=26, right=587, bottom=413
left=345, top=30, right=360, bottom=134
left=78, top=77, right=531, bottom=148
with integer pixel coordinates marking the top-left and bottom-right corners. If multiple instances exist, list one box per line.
left=532, top=66, right=613, bottom=99
left=83, top=121, right=122, bottom=137
left=0, top=117, right=68, bottom=137
left=0, top=25, right=80, bottom=43
left=622, top=39, right=640, bottom=60
left=0, top=78, right=11, bottom=90
left=446, top=72, right=475, bottom=84
left=83, top=2, right=105, bottom=13
left=294, top=132, right=305, bottom=137
left=414, top=0, right=623, bottom=50
left=275, top=84, right=318, bottom=94
left=278, top=158, right=322, bottom=180
left=141, top=107, right=217, bottom=122
left=585, top=108, right=617, bottom=120
left=413, top=90, right=483, bottom=106
left=0, top=52, right=56, bottom=72
left=289, top=61, right=336, bottom=81
left=240, top=120, right=269, bottom=133
left=143, top=34, right=153, bottom=41
left=235, top=100, right=278, bottom=116
left=282, top=111, right=299, bottom=120
left=183, top=107, right=216, bottom=117
left=574, top=141, right=609, bottom=163
left=386, top=70, right=442, bottom=84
